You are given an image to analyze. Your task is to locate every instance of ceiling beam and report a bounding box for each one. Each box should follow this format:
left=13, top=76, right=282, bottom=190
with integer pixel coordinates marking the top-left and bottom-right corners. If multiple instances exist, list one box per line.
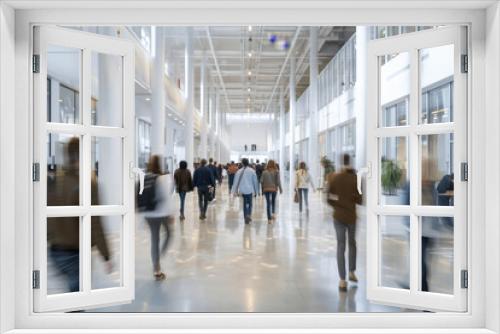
left=206, top=26, right=232, bottom=112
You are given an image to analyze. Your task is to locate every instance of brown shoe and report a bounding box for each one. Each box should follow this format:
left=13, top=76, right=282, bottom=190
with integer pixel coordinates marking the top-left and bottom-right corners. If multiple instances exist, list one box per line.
left=339, top=280, right=347, bottom=292
left=349, top=271, right=358, bottom=283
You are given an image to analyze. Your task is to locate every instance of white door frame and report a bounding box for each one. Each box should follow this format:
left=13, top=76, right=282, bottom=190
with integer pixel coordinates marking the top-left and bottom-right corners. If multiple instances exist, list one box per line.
left=0, top=2, right=496, bottom=333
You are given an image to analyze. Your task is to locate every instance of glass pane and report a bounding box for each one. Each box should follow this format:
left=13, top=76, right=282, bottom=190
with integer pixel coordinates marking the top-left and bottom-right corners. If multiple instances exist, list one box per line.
left=421, top=216, right=454, bottom=294
left=91, top=137, right=123, bottom=205
left=47, top=134, right=80, bottom=206
left=91, top=52, right=123, bottom=127
left=379, top=52, right=409, bottom=126
left=47, top=217, right=80, bottom=294
left=92, top=216, right=122, bottom=289
left=47, top=45, right=81, bottom=124
left=380, top=215, right=410, bottom=289
left=420, top=44, right=454, bottom=124
left=380, top=137, right=409, bottom=205
left=420, top=133, right=454, bottom=206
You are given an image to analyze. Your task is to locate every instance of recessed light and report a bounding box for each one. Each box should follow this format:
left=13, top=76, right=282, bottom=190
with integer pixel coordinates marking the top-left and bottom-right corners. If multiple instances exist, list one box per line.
left=248, top=25, right=252, bottom=32
left=248, top=52, right=252, bottom=58
left=145, top=97, right=151, bottom=101
left=248, top=71, right=252, bottom=76
left=247, top=88, right=251, bottom=92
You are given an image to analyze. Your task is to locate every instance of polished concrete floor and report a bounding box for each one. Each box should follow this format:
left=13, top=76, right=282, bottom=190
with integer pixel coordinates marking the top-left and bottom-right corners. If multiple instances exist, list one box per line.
left=87, top=180, right=417, bottom=313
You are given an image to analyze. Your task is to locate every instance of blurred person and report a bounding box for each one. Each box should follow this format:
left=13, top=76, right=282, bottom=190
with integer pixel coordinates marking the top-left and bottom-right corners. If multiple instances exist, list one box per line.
left=174, top=160, right=193, bottom=221
left=295, top=161, right=315, bottom=213
left=260, top=159, right=283, bottom=223
left=47, top=137, right=111, bottom=292
left=217, top=163, right=224, bottom=185
left=327, top=154, right=362, bottom=292
left=208, top=158, right=218, bottom=202
left=193, top=159, right=215, bottom=220
left=227, top=161, right=238, bottom=193
left=141, top=155, right=175, bottom=281
left=231, top=158, right=259, bottom=224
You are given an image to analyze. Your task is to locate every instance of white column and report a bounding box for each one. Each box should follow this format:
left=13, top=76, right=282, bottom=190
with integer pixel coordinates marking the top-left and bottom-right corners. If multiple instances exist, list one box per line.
left=279, top=87, right=286, bottom=186
left=215, top=90, right=221, bottom=162
left=289, top=55, right=297, bottom=191
left=355, top=26, right=369, bottom=170
left=151, top=26, right=166, bottom=156
left=308, top=26, right=319, bottom=188
left=184, top=27, right=194, bottom=169
left=200, top=54, right=208, bottom=159
left=209, top=87, right=216, bottom=160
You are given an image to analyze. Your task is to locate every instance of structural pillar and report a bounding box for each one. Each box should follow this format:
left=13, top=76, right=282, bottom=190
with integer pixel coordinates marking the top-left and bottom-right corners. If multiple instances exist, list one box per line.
left=279, top=87, right=286, bottom=186
left=209, top=87, right=216, bottom=160
left=151, top=26, right=166, bottom=156
left=215, top=90, right=221, bottom=162
left=288, top=55, right=297, bottom=192
left=355, top=26, right=369, bottom=171
left=308, top=26, right=319, bottom=188
left=200, top=54, right=208, bottom=160
left=184, top=27, right=194, bottom=169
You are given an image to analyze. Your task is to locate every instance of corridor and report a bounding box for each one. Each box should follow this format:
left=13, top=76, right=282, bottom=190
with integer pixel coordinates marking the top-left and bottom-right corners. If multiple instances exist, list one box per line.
left=91, top=181, right=407, bottom=313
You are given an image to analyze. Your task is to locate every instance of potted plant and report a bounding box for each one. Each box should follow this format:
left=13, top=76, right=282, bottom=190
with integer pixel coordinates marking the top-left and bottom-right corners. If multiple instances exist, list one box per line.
left=381, top=158, right=402, bottom=195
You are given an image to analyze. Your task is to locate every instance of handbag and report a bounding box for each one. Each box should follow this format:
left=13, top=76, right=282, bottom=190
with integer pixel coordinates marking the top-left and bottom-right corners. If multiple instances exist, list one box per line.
left=294, top=189, right=299, bottom=203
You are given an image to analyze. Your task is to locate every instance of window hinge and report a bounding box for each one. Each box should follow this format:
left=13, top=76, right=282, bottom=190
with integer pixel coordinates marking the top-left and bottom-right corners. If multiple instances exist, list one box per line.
left=32, top=54, right=40, bottom=73
left=32, top=163, right=40, bottom=182
left=32, top=270, right=40, bottom=289
left=461, top=162, right=468, bottom=182
left=461, top=269, right=468, bottom=289
left=461, top=54, right=468, bottom=73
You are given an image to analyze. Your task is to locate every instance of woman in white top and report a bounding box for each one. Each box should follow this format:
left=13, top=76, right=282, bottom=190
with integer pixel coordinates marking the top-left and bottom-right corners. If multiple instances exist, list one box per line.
left=295, top=161, right=315, bottom=213
left=142, top=155, right=175, bottom=281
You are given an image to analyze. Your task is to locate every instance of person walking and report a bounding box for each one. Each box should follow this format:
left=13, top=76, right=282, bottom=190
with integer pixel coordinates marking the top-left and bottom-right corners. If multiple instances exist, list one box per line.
left=208, top=158, right=218, bottom=202
left=231, top=158, right=259, bottom=224
left=227, top=161, right=238, bottom=194
left=193, top=159, right=215, bottom=220
left=173, top=160, right=193, bottom=221
left=260, top=159, right=282, bottom=224
left=326, top=154, right=362, bottom=292
left=295, top=161, right=315, bottom=213
left=141, top=155, right=175, bottom=281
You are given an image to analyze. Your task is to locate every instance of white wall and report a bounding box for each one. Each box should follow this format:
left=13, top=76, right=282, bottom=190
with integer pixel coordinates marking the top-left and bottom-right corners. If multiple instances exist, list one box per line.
left=228, top=122, right=270, bottom=152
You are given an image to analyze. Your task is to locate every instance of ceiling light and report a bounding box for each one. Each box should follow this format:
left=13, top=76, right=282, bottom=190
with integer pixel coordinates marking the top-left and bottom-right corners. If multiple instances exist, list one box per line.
left=247, top=97, right=250, bottom=102
left=248, top=52, right=252, bottom=58
left=247, top=88, right=251, bottom=92
left=248, top=25, right=252, bottom=32
left=248, top=71, right=252, bottom=76
left=145, top=97, right=151, bottom=101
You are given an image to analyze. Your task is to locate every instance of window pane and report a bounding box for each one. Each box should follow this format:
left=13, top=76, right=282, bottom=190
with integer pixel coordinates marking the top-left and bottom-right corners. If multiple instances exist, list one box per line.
left=47, top=134, right=80, bottom=206
left=47, top=45, right=81, bottom=124
left=379, top=52, right=410, bottom=127
left=420, top=44, right=454, bottom=124
left=421, top=216, right=454, bottom=294
left=47, top=217, right=81, bottom=294
left=92, top=216, right=122, bottom=289
left=380, top=137, right=409, bottom=205
left=420, top=134, right=454, bottom=206
left=91, top=137, right=123, bottom=205
left=380, top=215, right=410, bottom=289
left=91, top=52, right=123, bottom=127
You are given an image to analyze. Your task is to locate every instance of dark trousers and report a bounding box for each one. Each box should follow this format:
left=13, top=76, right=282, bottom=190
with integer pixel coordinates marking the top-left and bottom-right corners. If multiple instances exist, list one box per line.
left=333, top=220, right=357, bottom=280
left=264, top=191, right=277, bottom=220
left=197, top=188, right=209, bottom=215
left=178, top=191, right=187, bottom=216
left=242, top=194, right=253, bottom=218
left=228, top=174, right=235, bottom=192
left=298, top=188, right=309, bottom=212
left=50, top=248, right=80, bottom=292
left=146, top=217, right=172, bottom=272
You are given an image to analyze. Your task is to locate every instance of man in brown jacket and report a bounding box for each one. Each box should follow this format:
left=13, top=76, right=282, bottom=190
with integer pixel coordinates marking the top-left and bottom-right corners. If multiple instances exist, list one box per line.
left=47, top=137, right=111, bottom=292
left=327, top=154, right=362, bottom=292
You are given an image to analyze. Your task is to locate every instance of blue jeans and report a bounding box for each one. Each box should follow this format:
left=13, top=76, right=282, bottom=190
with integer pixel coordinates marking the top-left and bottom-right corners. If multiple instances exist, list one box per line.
left=298, top=188, right=309, bottom=212
left=178, top=191, right=186, bottom=216
left=50, top=248, right=80, bottom=292
left=197, top=188, right=210, bottom=215
left=264, top=191, right=277, bottom=220
left=228, top=174, right=235, bottom=192
left=242, top=194, right=253, bottom=219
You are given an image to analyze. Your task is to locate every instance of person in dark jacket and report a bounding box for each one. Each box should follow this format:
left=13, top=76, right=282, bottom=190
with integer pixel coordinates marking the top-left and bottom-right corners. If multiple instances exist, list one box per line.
left=47, top=137, right=111, bottom=292
left=327, top=154, right=362, bottom=292
left=193, top=159, right=215, bottom=220
left=174, top=160, right=193, bottom=221
left=208, top=158, right=218, bottom=202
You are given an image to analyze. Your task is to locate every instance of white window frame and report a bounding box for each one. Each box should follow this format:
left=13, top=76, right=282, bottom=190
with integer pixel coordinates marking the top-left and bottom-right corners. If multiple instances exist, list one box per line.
left=0, top=1, right=498, bottom=333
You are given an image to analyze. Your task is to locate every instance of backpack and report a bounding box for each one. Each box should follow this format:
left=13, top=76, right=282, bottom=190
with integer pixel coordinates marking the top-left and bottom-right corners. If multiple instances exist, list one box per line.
left=138, top=174, right=158, bottom=212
